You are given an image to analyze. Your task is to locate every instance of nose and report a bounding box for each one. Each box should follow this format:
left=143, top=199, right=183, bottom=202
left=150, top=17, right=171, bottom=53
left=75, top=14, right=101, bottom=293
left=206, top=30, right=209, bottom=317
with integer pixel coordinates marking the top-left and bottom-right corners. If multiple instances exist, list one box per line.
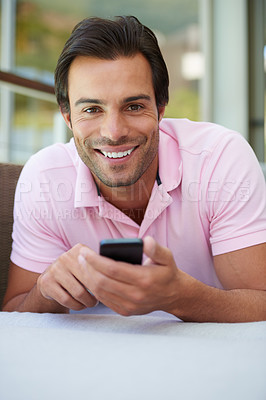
left=100, top=111, right=129, bottom=142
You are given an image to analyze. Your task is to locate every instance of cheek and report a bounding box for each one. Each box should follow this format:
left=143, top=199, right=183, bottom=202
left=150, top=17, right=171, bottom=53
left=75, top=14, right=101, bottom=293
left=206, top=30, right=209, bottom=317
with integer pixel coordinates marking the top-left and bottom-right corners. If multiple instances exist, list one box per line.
left=145, top=121, right=159, bottom=142
left=133, top=117, right=158, bottom=136
left=72, top=119, right=96, bottom=140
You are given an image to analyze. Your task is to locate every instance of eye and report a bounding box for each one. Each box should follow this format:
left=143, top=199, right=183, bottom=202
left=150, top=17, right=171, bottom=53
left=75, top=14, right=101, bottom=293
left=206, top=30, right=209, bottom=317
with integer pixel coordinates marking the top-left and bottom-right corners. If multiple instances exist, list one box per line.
left=127, top=104, right=143, bottom=112
left=84, top=107, right=101, bottom=114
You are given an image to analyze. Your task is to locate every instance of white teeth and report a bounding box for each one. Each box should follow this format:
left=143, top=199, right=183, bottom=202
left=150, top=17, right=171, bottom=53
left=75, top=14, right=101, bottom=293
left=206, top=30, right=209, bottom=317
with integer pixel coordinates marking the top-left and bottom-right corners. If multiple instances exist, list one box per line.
left=101, top=148, right=134, bottom=158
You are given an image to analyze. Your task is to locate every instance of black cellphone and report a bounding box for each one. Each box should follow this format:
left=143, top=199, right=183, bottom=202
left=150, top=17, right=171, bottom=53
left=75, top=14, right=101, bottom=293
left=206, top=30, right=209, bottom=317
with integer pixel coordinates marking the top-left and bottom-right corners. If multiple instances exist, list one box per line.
left=100, top=238, right=143, bottom=264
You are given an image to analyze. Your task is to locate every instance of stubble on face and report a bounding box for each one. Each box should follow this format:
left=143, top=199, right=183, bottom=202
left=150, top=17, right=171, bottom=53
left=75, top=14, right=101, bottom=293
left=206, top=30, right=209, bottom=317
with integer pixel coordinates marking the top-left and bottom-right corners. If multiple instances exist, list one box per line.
left=66, top=54, right=164, bottom=191
left=74, top=126, right=160, bottom=188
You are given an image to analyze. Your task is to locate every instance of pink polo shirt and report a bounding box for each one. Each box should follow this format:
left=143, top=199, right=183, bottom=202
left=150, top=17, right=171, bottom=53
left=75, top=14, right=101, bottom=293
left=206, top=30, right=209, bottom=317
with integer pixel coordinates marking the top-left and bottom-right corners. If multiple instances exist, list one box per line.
left=11, top=119, right=266, bottom=289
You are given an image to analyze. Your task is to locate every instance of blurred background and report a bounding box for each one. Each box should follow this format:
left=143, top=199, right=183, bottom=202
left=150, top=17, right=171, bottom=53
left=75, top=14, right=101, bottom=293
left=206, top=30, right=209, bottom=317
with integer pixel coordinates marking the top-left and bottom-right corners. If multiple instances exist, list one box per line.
left=0, top=0, right=265, bottom=174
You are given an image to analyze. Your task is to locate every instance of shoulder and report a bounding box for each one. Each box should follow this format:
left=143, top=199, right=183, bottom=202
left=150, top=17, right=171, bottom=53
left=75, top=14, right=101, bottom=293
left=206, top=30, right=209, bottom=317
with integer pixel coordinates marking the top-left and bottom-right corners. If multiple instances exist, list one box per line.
left=159, top=118, right=245, bottom=154
left=159, top=118, right=265, bottom=190
left=20, top=138, right=78, bottom=180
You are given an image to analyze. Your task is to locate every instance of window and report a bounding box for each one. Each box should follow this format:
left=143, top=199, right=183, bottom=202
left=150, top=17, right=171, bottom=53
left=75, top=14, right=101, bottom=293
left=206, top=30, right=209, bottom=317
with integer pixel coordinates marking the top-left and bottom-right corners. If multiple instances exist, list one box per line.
left=248, top=0, right=265, bottom=165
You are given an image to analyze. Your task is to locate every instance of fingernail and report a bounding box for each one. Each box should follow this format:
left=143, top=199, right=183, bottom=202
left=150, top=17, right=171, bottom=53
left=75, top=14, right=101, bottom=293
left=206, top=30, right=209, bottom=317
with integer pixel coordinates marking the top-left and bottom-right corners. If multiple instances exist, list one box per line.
left=93, top=300, right=99, bottom=308
left=78, top=254, right=86, bottom=266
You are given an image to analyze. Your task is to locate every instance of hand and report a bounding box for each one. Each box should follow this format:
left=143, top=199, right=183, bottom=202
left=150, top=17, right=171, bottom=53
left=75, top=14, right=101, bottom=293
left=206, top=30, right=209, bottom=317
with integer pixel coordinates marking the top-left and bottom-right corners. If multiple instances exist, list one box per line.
left=37, top=244, right=99, bottom=311
left=79, top=236, right=181, bottom=316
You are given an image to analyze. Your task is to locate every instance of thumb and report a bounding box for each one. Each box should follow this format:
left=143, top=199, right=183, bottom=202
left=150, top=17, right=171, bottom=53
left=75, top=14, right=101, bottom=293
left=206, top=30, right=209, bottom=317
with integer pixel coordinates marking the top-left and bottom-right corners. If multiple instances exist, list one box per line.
left=143, top=236, right=173, bottom=266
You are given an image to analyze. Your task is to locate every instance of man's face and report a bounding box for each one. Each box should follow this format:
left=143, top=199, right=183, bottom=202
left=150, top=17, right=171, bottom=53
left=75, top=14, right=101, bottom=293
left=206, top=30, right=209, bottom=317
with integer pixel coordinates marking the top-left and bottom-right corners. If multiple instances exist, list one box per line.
left=63, top=53, right=165, bottom=188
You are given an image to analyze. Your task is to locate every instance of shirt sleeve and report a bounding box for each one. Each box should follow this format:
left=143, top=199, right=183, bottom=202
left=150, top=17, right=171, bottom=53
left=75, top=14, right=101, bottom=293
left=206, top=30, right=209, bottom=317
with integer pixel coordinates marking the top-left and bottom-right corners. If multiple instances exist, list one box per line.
left=10, top=151, right=72, bottom=273
left=201, top=132, right=266, bottom=256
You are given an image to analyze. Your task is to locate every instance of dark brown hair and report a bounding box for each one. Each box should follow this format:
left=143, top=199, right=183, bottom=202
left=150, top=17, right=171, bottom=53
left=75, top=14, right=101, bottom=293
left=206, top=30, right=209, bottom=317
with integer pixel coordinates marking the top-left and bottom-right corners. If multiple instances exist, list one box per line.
left=54, top=16, right=169, bottom=113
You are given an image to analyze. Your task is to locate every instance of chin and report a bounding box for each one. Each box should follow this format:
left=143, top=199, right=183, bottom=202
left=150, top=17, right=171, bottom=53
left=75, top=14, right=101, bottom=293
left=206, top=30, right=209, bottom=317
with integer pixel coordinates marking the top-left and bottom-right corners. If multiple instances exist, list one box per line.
left=101, top=180, right=135, bottom=188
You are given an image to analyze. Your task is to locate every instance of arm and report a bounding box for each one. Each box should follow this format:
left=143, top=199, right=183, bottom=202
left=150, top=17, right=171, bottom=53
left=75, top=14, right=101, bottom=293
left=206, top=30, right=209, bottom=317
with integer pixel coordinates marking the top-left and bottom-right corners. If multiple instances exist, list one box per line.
left=2, top=244, right=98, bottom=313
left=173, top=242, right=266, bottom=322
left=78, top=237, right=266, bottom=322
left=2, top=262, right=67, bottom=313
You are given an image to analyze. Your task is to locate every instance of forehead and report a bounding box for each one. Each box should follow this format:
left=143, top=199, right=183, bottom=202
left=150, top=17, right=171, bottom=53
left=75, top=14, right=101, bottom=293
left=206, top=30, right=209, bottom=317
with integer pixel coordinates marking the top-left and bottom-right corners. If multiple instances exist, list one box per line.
left=67, top=53, right=155, bottom=101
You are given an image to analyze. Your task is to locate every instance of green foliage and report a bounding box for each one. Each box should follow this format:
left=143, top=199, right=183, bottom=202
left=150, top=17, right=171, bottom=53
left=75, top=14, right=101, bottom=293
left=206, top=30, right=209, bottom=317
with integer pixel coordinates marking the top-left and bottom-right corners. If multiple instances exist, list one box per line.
left=11, top=1, right=201, bottom=140
left=30, top=0, right=198, bottom=34
left=164, top=88, right=200, bottom=121
left=16, top=2, right=76, bottom=73
left=15, top=0, right=198, bottom=74
left=13, top=94, right=58, bottom=128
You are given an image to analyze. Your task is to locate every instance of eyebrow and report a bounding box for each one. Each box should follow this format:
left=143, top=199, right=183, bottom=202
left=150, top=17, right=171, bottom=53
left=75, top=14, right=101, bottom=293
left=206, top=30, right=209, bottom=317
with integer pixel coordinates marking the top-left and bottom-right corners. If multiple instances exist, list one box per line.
left=123, top=95, right=151, bottom=103
left=74, top=98, right=104, bottom=107
left=74, top=94, right=151, bottom=108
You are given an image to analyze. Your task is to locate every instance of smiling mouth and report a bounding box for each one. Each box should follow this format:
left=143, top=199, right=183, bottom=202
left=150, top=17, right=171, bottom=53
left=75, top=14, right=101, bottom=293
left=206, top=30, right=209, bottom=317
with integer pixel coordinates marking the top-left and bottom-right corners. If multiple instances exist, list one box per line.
left=99, top=147, right=136, bottom=159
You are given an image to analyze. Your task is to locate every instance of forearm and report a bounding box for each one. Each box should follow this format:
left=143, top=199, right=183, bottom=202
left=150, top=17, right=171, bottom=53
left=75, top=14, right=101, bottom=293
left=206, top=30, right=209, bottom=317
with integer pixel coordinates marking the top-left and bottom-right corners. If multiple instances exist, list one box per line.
left=169, top=272, right=266, bottom=323
left=2, top=283, right=68, bottom=313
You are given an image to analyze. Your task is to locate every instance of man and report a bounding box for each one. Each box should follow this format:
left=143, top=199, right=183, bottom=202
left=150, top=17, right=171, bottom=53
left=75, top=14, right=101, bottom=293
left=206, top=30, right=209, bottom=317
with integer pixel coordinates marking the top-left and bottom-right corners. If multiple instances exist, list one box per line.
left=2, top=16, right=266, bottom=321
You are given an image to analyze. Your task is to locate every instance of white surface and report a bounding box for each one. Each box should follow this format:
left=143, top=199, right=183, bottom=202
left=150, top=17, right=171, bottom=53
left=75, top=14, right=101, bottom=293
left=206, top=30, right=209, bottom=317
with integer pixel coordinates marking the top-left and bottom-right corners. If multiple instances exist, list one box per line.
left=0, top=309, right=266, bottom=400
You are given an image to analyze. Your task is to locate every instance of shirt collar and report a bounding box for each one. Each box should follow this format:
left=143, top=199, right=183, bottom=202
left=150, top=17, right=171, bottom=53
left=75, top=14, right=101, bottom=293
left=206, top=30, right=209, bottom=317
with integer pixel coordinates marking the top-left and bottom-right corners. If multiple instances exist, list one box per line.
left=74, top=157, right=99, bottom=208
left=158, top=127, right=182, bottom=192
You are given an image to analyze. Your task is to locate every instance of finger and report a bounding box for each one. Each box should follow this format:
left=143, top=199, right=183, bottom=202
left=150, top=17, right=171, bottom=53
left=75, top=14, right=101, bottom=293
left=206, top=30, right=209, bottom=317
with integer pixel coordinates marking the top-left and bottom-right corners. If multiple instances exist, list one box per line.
left=143, top=236, right=173, bottom=265
left=60, top=271, right=98, bottom=308
left=40, top=279, right=87, bottom=311
left=61, top=250, right=99, bottom=306
left=41, top=265, right=98, bottom=310
left=78, top=254, right=99, bottom=300
left=90, top=283, right=143, bottom=317
left=79, top=252, right=159, bottom=313
left=79, top=246, right=144, bottom=285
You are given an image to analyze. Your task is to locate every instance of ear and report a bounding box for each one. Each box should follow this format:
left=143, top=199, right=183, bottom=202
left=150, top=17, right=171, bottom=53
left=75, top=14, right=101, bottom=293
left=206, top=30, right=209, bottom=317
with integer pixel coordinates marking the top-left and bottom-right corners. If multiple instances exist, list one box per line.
left=158, top=105, right=165, bottom=122
left=60, top=108, right=72, bottom=131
